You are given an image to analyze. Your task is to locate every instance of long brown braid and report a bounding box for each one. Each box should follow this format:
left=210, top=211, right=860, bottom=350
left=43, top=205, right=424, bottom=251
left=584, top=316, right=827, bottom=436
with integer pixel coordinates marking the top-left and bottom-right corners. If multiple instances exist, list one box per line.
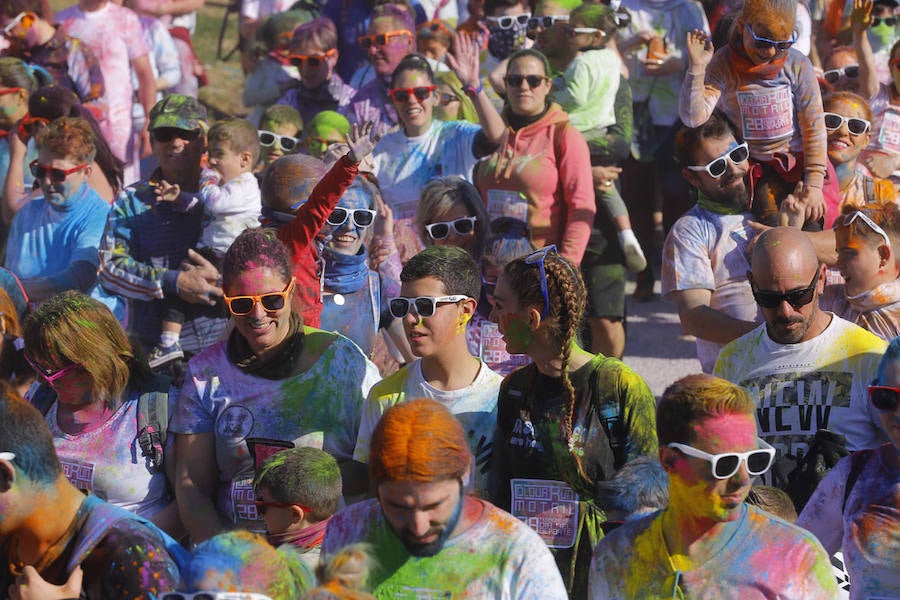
left=503, top=252, right=588, bottom=476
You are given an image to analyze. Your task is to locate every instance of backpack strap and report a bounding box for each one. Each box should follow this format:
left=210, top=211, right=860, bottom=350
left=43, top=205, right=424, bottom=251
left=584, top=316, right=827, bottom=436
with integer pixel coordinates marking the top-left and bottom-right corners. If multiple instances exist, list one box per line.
left=28, top=383, right=57, bottom=416
left=136, top=374, right=172, bottom=474
left=842, top=448, right=873, bottom=513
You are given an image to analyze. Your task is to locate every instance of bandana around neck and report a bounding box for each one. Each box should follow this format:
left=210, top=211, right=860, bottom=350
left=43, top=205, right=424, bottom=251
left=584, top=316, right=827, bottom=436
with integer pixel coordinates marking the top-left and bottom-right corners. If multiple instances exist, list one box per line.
left=727, top=35, right=789, bottom=80
left=323, top=246, right=369, bottom=294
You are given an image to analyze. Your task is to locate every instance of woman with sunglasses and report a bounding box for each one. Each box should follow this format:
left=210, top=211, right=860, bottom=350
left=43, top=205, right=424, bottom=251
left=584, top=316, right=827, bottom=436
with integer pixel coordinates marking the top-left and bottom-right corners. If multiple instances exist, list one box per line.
left=823, top=91, right=896, bottom=207
left=0, top=58, right=43, bottom=227
left=371, top=41, right=505, bottom=262
left=171, top=228, right=380, bottom=543
left=488, top=245, right=658, bottom=597
left=682, top=0, right=841, bottom=228
left=854, top=0, right=900, bottom=185
left=474, top=48, right=595, bottom=265
left=22, top=291, right=182, bottom=537
left=434, top=71, right=479, bottom=123
left=797, top=336, right=900, bottom=600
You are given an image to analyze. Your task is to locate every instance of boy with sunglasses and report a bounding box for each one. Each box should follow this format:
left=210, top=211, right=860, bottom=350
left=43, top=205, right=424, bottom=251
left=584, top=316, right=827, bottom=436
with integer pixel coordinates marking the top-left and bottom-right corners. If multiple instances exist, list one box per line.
left=148, top=117, right=262, bottom=368
left=591, top=374, right=837, bottom=599
left=715, top=227, right=889, bottom=491
left=352, top=245, right=503, bottom=497
left=681, top=0, right=841, bottom=229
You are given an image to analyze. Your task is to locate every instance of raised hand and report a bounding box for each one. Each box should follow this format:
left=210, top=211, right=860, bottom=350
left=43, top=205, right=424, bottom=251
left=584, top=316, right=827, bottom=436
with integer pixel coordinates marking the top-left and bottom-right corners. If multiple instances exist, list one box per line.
left=685, top=29, right=714, bottom=69
left=154, top=179, right=181, bottom=202
left=445, top=31, right=481, bottom=89
left=851, top=0, right=873, bottom=32
left=346, top=121, right=381, bottom=164
left=369, top=191, right=395, bottom=270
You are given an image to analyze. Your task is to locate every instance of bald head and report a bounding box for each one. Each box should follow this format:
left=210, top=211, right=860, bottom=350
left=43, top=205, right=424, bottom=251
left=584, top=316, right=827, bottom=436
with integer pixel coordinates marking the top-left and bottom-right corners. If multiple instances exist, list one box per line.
left=751, top=227, right=819, bottom=287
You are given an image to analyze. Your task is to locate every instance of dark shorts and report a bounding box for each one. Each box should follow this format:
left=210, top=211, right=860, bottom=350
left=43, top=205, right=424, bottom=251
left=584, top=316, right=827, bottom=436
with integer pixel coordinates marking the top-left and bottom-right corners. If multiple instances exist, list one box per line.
left=580, top=254, right=626, bottom=319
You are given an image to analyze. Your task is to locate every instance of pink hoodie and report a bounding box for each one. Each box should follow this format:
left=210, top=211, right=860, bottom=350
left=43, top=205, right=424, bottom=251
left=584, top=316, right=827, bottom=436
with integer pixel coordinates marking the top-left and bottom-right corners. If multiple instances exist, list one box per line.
left=474, top=103, right=596, bottom=265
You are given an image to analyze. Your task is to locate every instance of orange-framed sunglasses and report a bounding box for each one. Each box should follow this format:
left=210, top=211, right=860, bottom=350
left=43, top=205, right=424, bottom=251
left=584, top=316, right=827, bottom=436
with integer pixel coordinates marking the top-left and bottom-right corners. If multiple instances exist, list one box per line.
left=289, top=48, right=336, bottom=68
left=358, top=30, right=410, bottom=49
left=223, top=278, right=295, bottom=316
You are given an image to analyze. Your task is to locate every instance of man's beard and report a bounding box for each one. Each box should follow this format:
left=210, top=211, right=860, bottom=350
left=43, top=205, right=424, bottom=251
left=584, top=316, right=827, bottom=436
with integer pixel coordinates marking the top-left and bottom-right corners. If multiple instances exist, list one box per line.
left=386, top=484, right=465, bottom=558
left=708, top=173, right=750, bottom=212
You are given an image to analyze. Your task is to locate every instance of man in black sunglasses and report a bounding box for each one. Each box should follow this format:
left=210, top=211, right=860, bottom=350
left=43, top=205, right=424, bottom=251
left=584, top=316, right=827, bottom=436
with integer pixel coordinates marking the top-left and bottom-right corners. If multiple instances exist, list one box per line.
left=591, top=374, right=837, bottom=598
left=715, top=227, right=889, bottom=490
left=98, top=95, right=228, bottom=368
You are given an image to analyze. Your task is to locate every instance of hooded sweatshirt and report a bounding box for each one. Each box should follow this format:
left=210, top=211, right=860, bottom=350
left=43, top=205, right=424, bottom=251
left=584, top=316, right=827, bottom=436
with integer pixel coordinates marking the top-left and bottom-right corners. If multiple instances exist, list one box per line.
left=474, top=103, right=595, bottom=264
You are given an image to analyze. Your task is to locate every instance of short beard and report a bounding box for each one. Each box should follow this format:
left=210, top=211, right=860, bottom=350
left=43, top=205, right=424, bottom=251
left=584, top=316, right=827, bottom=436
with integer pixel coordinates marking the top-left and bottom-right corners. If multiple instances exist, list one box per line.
left=386, top=483, right=464, bottom=558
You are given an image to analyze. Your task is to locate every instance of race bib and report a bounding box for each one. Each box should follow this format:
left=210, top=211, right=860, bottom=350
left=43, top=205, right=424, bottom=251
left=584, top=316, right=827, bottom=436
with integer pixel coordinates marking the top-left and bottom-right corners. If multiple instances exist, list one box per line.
left=510, top=479, right=580, bottom=548
left=480, top=322, right=530, bottom=374
left=60, top=457, right=94, bottom=493
left=486, top=189, right=528, bottom=223
left=231, top=477, right=264, bottom=531
left=736, top=85, right=794, bottom=141
left=877, top=108, right=900, bottom=153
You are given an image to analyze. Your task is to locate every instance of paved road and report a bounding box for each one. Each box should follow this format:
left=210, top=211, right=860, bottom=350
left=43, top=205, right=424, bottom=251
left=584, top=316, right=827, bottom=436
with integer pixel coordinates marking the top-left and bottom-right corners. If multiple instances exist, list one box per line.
left=621, top=281, right=703, bottom=398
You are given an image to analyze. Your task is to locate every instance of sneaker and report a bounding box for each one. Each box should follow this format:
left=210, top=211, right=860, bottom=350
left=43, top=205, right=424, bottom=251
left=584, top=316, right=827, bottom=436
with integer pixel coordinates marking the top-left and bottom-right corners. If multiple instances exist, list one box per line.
left=622, top=236, right=648, bottom=273
left=148, top=342, right=184, bottom=369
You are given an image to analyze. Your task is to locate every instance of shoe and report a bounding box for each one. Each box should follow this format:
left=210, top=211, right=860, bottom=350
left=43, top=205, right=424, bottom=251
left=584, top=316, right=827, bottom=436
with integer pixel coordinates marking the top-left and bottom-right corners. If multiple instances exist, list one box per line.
left=148, top=342, right=184, bottom=369
left=622, top=236, right=648, bottom=273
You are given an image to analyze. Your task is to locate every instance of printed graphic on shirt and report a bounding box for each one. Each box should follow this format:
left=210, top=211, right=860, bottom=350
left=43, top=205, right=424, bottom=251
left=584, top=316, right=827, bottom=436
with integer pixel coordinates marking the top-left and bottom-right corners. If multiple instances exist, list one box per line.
left=508, top=411, right=544, bottom=452
left=486, top=189, right=528, bottom=223
left=736, top=85, right=794, bottom=140
left=510, top=479, right=579, bottom=548
left=61, top=457, right=95, bottom=493
left=877, top=108, right=900, bottom=153
left=216, top=404, right=254, bottom=443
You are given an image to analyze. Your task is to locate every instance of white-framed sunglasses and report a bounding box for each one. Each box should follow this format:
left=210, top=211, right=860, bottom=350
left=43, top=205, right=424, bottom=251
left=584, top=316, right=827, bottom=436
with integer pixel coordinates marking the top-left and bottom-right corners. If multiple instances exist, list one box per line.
left=823, top=112, right=870, bottom=136
left=841, top=210, right=891, bottom=247
left=667, top=439, right=775, bottom=479
left=685, top=142, right=750, bottom=178
left=258, top=130, right=298, bottom=151
left=2, top=12, right=28, bottom=35
left=0, top=452, right=15, bottom=461
left=326, top=207, right=376, bottom=228
left=389, top=295, right=468, bottom=319
left=424, top=216, right=477, bottom=240
left=485, top=13, right=530, bottom=29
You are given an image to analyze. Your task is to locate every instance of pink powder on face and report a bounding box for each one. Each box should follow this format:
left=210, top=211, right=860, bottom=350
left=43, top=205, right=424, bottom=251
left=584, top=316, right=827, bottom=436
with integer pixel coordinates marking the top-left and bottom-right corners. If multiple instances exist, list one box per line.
left=691, top=413, right=758, bottom=453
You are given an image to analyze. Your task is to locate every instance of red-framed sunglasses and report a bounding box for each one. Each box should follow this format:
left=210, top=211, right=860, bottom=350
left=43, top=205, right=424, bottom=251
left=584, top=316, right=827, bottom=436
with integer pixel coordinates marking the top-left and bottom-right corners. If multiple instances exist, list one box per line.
left=289, top=48, right=336, bottom=68
left=0, top=87, right=24, bottom=96
left=29, top=159, right=89, bottom=183
left=869, top=385, right=900, bottom=412
left=17, top=114, right=49, bottom=139
left=389, top=85, right=436, bottom=103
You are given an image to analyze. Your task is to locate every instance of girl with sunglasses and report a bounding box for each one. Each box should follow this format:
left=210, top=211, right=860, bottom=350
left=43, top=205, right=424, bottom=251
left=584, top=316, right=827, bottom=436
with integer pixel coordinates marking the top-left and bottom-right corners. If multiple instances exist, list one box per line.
left=797, top=335, right=900, bottom=600
left=854, top=0, right=900, bottom=186
left=371, top=43, right=505, bottom=263
left=171, top=227, right=381, bottom=541
left=488, top=245, right=658, bottom=598
left=682, top=0, right=842, bottom=228
left=474, top=48, right=595, bottom=265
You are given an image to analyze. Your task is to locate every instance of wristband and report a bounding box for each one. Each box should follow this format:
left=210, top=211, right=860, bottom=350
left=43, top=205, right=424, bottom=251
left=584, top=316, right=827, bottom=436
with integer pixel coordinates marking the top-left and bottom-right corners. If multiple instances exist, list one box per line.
left=462, top=83, right=484, bottom=97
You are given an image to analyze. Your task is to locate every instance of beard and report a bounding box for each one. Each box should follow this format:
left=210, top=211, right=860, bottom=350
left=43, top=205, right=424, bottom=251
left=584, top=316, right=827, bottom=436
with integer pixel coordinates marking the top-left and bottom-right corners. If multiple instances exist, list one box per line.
left=385, top=484, right=465, bottom=558
left=708, top=173, right=750, bottom=212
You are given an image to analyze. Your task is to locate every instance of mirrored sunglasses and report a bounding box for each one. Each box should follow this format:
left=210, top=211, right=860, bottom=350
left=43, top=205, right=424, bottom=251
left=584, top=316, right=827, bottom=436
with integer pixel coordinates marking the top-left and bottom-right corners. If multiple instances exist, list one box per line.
left=750, top=269, right=819, bottom=309
left=358, top=30, right=410, bottom=49
left=388, top=295, right=468, bottom=318
left=223, top=278, right=295, bottom=316
left=823, top=112, right=870, bottom=136
left=822, top=65, right=860, bottom=83
left=869, top=385, right=900, bottom=411
left=745, top=23, right=796, bottom=52
left=389, top=85, right=436, bottom=103
left=685, top=142, right=749, bottom=178
left=504, top=74, right=549, bottom=89
left=29, top=160, right=88, bottom=183
left=668, top=439, right=776, bottom=479
left=327, top=207, right=376, bottom=228
left=425, top=216, right=477, bottom=240
left=527, top=14, right=569, bottom=29
left=258, top=130, right=298, bottom=151
left=486, top=13, right=530, bottom=29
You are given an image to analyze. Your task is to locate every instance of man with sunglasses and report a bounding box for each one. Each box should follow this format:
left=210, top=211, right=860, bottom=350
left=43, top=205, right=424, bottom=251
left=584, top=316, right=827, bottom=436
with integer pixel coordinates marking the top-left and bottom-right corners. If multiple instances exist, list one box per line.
left=715, top=227, right=889, bottom=489
left=99, top=95, right=228, bottom=365
left=590, top=374, right=837, bottom=599
left=662, top=116, right=761, bottom=373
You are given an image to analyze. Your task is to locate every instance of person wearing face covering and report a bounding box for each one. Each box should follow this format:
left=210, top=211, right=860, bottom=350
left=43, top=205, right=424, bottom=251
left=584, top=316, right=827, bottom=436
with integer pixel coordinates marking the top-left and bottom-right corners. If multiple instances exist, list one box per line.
left=4, top=117, right=109, bottom=304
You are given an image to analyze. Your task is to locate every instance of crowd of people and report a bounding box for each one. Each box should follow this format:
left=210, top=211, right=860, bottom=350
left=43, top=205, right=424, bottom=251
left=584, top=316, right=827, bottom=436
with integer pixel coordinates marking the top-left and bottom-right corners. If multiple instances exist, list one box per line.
left=0, top=0, right=897, bottom=596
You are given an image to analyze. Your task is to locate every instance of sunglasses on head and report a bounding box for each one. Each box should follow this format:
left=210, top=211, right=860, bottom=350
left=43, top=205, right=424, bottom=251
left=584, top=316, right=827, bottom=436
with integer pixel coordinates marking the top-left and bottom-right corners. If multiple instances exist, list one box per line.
left=566, top=25, right=600, bottom=37
left=327, top=207, right=376, bottom=228
left=389, top=295, right=468, bottom=319
left=823, top=112, right=870, bottom=136
left=668, top=439, right=776, bottom=479
left=389, top=85, right=436, bottom=103
left=258, top=130, right=298, bottom=151
left=873, top=16, right=898, bottom=26
left=29, top=159, right=88, bottom=183
left=358, top=30, right=410, bottom=49
left=745, top=23, right=796, bottom=52
left=686, top=142, right=749, bottom=179
left=822, top=65, right=860, bottom=84
left=24, top=353, right=81, bottom=385
left=841, top=210, right=892, bottom=247
left=223, top=278, right=295, bottom=316
left=524, top=245, right=557, bottom=320
left=160, top=594, right=274, bottom=600
left=485, top=13, right=530, bottom=29
left=17, top=114, right=49, bottom=139
left=289, top=48, right=336, bottom=68
left=0, top=452, right=14, bottom=462
left=869, top=385, right=900, bottom=411
left=151, top=127, right=201, bottom=143
left=527, top=14, right=569, bottom=29
left=2, top=11, right=31, bottom=35
left=425, top=216, right=477, bottom=240
left=504, top=74, right=549, bottom=89
left=750, top=269, right=819, bottom=309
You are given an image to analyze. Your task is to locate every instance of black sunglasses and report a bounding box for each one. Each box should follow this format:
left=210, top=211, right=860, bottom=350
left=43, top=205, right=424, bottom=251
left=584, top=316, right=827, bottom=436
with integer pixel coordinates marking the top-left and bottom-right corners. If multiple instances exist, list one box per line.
left=151, top=127, right=201, bottom=143
left=873, top=16, right=898, bottom=26
left=504, top=74, right=548, bottom=88
left=869, top=385, right=900, bottom=411
left=750, top=270, right=819, bottom=309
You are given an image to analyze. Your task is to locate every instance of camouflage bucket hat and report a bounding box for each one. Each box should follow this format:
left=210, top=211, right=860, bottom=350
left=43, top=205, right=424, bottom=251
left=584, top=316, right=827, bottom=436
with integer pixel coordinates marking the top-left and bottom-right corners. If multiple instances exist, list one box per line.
left=148, top=95, right=208, bottom=132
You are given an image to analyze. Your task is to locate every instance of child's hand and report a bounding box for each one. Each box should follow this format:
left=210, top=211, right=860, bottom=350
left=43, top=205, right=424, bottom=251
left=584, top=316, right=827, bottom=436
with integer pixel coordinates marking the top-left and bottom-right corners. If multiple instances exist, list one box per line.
left=778, top=182, right=807, bottom=228
left=346, top=121, right=381, bottom=164
left=154, top=180, right=181, bottom=203
left=864, top=151, right=899, bottom=179
left=851, top=0, right=873, bottom=32
left=685, top=29, right=713, bottom=69
left=795, top=183, right=825, bottom=224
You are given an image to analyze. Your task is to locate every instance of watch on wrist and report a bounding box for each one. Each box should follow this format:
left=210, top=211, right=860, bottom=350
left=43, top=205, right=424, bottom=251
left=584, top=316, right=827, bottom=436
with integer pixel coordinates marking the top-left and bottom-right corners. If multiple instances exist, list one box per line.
left=462, top=82, right=484, bottom=97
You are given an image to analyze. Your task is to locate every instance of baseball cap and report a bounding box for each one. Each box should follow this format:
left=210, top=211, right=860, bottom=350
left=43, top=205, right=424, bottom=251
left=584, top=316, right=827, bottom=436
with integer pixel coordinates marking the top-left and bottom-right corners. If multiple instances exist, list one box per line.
left=148, top=95, right=207, bottom=132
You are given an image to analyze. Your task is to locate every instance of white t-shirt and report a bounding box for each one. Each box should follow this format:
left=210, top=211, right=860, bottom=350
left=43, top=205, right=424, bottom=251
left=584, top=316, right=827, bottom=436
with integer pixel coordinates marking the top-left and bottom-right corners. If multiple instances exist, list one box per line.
left=170, top=332, right=381, bottom=530
left=661, top=205, right=760, bottom=372
left=322, top=498, right=569, bottom=599
left=240, top=0, right=296, bottom=20
left=353, top=358, right=501, bottom=495
left=194, top=171, right=262, bottom=253
left=372, top=119, right=482, bottom=261
left=797, top=443, right=900, bottom=600
left=48, top=395, right=171, bottom=519
left=714, top=316, right=888, bottom=479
